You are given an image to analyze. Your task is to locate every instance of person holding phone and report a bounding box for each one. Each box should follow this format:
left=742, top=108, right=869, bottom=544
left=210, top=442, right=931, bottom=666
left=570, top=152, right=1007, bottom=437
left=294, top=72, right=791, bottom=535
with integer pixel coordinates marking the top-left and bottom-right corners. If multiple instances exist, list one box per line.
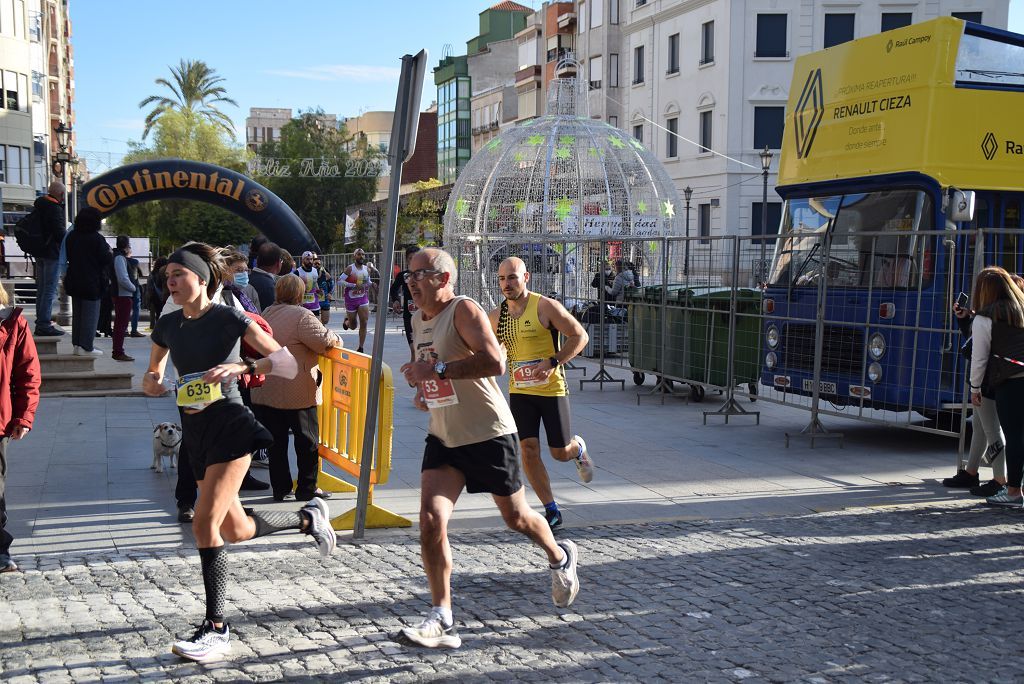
left=943, top=287, right=1008, bottom=497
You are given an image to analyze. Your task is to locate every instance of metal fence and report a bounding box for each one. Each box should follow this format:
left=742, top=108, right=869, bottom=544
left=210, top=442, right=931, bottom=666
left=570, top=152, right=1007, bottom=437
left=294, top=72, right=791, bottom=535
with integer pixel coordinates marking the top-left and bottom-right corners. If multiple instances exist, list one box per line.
left=449, top=226, right=1020, bottom=445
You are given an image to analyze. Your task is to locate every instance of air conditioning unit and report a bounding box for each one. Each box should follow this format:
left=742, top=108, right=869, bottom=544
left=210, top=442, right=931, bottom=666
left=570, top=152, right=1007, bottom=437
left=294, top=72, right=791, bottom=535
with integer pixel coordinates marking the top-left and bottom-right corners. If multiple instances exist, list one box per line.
left=710, top=198, right=720, bottom=207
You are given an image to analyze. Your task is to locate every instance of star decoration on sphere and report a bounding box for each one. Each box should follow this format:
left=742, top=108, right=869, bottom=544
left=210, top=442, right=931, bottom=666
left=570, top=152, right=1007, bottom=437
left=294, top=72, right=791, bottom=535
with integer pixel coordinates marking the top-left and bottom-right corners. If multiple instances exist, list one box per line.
left=514, top=200, right=527, bottom=214
left=554, top=197, right=574, bottom=222
left=456, top=198, right=469, bottom=218
left=487, top=207, right=498, bottom=220
left=588, top=147, right=601, bottom=158
left=527, top=134, right=545, bottom=146
left=608, top=135, right=626, bottom=149
left=599, top=207, right=610, bottom=216
left=559, top=135, right=575, bottom=145
left=636, top=200, right=648, bottom=214
left=630, top=138, right=645, bottom=151
left=555, top=146, right=572, bottom=160
left=513, top=151, right=526, bottom=162
left=662, top=200, right=675, bottom=218
left=484, top=138, right=503, bottom=152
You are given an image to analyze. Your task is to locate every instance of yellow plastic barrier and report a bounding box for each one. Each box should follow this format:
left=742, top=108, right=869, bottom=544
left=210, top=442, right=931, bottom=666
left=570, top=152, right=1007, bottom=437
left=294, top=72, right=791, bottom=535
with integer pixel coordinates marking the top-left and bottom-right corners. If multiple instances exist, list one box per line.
left=315, top=348, right=410, bottom=530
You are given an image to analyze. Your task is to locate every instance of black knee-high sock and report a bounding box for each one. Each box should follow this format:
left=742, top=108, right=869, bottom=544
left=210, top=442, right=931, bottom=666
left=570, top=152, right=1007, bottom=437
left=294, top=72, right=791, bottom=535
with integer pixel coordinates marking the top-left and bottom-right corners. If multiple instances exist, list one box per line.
left=249, top=509, right=304, bottom=538
left=198, top=546, right=228, bottom=623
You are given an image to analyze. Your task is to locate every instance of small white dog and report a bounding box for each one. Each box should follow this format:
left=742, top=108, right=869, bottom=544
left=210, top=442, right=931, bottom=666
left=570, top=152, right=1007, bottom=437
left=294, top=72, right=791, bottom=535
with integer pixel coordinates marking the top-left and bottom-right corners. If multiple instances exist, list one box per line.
left=152, top=422, right=182, bottom=473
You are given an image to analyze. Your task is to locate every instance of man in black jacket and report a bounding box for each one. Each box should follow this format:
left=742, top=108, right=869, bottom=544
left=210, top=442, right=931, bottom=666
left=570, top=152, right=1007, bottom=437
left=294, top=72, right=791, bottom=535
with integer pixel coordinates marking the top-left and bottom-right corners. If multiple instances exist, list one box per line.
left=34, top=181, right=67, bottom=336
left=250, top=242, right=283, bottom=313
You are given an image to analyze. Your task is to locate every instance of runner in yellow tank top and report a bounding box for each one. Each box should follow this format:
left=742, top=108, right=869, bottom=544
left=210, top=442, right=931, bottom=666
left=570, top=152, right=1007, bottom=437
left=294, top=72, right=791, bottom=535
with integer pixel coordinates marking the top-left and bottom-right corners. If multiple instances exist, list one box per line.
left=489, top=257, right=596, bottom=529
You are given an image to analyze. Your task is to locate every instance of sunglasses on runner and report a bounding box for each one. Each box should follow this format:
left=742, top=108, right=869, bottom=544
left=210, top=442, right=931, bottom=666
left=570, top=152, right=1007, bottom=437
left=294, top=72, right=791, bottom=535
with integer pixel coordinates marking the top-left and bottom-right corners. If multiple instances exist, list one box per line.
left=404, top=268, right=443, bottom=282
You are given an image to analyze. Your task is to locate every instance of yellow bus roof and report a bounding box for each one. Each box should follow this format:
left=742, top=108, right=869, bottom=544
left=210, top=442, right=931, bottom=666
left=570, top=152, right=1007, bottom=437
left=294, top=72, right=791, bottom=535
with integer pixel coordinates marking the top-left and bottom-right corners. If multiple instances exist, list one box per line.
left=780, top=17, right=1023, bottom=193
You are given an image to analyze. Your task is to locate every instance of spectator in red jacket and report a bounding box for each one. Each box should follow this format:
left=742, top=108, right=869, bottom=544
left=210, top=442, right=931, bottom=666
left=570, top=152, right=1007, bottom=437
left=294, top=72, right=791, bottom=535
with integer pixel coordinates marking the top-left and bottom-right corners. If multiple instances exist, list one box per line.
left=0, top=282, right=41, bottom=573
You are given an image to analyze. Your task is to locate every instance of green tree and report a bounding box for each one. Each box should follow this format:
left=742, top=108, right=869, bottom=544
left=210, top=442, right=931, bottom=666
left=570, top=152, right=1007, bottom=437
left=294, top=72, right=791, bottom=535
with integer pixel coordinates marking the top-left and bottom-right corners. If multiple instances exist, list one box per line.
left=397, top=178, right=444, bottom=245
left=107, top=111, right=253, bottom=249
left=138, top=59, right=238, bottom=140
left=256, top=110, right=378, bottom=252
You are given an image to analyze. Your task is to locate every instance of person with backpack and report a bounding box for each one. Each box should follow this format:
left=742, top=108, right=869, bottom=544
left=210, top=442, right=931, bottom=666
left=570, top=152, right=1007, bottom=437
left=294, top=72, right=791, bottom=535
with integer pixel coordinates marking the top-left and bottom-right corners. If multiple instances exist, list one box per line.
left=22, top=181, right=67, bottom=336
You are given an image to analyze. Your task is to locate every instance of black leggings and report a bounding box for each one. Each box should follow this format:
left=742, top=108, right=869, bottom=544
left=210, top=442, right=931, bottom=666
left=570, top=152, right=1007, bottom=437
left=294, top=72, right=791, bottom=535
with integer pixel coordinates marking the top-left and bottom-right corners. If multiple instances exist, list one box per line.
left=995, top=377, right=1024, bottom=489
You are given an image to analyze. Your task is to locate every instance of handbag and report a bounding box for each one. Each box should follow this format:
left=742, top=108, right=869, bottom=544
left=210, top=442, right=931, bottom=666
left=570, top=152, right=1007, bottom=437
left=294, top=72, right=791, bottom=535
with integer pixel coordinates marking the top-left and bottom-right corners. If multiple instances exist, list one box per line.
left=983, top=353, right=1024, bottom=393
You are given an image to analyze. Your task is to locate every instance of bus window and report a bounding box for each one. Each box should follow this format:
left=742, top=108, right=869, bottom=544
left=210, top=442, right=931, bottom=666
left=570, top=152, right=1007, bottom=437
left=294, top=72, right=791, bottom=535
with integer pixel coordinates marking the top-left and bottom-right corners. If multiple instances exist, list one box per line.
left=1000, top=199, right=1020, bottom=274
left=772, top=189, right=934, bottom=289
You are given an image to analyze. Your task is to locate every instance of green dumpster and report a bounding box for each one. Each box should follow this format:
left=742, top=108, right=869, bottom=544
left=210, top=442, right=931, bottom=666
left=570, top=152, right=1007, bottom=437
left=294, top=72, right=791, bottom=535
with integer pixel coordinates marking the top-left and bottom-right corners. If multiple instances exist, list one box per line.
left=627, top=284, right=687, bottom=376
left=674, top=288, right=761, bottom=387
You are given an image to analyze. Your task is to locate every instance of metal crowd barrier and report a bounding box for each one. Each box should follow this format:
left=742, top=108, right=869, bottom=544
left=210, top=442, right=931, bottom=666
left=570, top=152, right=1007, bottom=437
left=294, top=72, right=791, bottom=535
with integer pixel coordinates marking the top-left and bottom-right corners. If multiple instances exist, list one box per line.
left=448, top=226, right=1024, bottom=447
left=315, top=347, right=409, bottom=530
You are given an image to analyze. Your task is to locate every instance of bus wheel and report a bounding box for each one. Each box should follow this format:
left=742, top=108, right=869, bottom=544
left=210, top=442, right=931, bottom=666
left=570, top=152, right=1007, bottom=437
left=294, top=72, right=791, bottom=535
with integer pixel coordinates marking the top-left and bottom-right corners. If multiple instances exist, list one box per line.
left=689, top=384, right=705, bottom=402
left=632, top=371, right=645, bottom=385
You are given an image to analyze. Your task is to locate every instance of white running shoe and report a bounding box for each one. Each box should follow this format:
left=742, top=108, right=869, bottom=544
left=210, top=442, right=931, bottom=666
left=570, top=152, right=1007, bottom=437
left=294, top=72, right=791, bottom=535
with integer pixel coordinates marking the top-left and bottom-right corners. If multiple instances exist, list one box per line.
left=73, top=346, right=102, bottom=356
left=171, top=619, right=230, bottom=662
left=399, top=611, right=461, bottom=649
left=551, top=540, right=580, bottom=608
left=302, top=496, right=337, bottom=557
left=573, top=435, right=594, bottom=483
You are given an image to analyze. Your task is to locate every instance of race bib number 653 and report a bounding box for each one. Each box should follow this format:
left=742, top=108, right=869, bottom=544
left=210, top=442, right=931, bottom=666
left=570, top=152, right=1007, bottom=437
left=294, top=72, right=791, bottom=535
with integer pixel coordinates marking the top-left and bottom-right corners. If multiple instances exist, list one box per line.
left=421, top=377, right=458, bottom=408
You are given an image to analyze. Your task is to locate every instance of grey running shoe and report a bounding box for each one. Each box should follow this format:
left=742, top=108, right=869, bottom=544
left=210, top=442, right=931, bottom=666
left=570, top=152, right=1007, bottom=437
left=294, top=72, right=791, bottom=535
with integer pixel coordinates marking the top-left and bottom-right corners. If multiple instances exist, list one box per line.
left=573, top=435, right=594, bottom=483
left=986, top=486, right=1024, bottom=507
left=0, top=553, right=18, bottom=573
left=302, top=496, right=337, bottom=557
left=171, top=619, right=230, bottom=662
left=250, top=450, right=270, bottom=469
left=399, top=611, right=461, bottom=649
left=551, top=540, right=580, bottom=608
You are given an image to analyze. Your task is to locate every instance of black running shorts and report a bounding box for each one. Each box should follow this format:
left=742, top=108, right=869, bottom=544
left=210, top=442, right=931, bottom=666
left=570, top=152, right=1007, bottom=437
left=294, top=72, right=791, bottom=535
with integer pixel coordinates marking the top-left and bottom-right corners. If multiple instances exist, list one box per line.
left=509, top=393, right=572, bottom=448
left=182, top=400, right=274, bottom=480
left=422, top=433, right=523, bottom=497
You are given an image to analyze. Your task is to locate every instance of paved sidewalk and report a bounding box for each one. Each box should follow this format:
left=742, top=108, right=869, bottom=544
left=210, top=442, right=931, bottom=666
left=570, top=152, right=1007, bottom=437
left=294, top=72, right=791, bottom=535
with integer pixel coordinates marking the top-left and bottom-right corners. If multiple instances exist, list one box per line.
left=2, top=502, right=1023, bottom=682
left=0, top=309, right=1017, bottom=681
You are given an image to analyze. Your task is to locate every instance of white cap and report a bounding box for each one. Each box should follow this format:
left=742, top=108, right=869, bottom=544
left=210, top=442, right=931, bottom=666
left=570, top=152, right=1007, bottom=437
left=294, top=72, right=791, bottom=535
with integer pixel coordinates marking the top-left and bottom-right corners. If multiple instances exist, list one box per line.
left=301, top=250, right=314, bottom=259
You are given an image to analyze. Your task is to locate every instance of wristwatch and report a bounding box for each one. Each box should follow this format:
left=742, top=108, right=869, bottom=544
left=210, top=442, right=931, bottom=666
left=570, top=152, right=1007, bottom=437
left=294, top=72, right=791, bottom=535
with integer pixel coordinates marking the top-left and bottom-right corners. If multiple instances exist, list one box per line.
left=549, top=356, right=560, bottom=368
left=434, top=360, right=448, bottom=379
left=245, top=359, right=258, bottom=375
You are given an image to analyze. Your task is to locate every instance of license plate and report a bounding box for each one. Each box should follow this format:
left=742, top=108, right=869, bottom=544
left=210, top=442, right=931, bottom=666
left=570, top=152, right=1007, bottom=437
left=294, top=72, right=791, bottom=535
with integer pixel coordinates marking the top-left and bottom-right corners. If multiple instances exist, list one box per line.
left=802, top=379, right=837, bottom=395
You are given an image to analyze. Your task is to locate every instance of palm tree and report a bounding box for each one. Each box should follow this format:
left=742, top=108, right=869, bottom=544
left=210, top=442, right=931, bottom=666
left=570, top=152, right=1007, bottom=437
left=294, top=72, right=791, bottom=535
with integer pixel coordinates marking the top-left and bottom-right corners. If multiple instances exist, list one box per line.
left=138, top=59, right=238, bottom=139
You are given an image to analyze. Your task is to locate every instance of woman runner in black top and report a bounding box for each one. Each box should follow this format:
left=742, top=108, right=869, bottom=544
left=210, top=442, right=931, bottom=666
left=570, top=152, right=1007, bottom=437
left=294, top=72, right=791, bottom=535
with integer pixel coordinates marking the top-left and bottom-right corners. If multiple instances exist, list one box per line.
left=143, top=242, right=337, bottom=663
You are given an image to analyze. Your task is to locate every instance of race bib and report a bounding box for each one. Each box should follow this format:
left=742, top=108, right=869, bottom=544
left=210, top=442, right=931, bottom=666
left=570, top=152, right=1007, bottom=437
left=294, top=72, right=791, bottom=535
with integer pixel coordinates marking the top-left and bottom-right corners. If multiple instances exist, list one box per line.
left=303, top=291, right=316, bottom=304
left=175, top=371, right=223, bottom=410
left=421, top=377, right=458, bottom=408
left=512, top=360, right=548, bottom=388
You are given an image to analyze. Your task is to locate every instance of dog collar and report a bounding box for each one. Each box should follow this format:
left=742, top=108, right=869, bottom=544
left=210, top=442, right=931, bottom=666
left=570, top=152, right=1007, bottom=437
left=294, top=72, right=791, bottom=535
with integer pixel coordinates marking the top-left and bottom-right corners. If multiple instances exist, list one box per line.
left=158, top=434, right=182, bottom=449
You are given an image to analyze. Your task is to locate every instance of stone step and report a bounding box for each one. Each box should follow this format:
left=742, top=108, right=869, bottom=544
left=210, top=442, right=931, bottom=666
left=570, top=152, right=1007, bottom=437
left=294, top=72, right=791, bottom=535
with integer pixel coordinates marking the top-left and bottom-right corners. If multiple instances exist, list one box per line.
left=34, top=337, right=59, bottom=354
left=42, top=388, right=147, bottom=398
left=41, top=371, right=133, bottom=394
left=38, top=354, right=96, bottom=373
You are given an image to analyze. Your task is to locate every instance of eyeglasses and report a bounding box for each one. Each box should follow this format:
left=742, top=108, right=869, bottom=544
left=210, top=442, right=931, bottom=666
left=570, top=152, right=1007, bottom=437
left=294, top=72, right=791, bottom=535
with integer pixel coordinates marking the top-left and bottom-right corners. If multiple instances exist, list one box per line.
left=404, top=268, right=443, bottom=282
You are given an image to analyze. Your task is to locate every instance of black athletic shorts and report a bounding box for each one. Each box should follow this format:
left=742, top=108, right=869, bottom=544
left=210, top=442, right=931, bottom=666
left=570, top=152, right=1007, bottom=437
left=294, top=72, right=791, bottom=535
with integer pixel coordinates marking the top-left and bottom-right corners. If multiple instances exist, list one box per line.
left=181, top=400, right=274, bottom=480
left=509, top=393, right=572, bottom=448
left=422, top=433, right=523, bottom=497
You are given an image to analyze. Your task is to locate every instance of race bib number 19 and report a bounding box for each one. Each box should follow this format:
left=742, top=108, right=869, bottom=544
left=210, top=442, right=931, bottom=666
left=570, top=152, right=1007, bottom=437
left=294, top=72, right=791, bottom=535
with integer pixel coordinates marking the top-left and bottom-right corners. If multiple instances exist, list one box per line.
left=176, top=371, right=223, bottom=410
left=421, top=378, right=458, bottom=408
left=512, top=360, right=548, bottom=388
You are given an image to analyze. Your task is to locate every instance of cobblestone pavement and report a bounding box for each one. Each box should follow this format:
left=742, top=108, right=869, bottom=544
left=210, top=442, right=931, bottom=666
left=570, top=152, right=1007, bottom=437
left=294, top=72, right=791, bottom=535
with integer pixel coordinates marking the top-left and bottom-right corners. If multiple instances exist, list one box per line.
left=2, top=501, right=1022, bottom=683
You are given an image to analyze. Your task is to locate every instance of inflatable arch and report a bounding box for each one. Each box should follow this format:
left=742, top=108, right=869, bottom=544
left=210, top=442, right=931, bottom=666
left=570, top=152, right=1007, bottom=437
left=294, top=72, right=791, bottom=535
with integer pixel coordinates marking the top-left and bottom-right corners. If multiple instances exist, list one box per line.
left=81, top=159, right=320, bottom=254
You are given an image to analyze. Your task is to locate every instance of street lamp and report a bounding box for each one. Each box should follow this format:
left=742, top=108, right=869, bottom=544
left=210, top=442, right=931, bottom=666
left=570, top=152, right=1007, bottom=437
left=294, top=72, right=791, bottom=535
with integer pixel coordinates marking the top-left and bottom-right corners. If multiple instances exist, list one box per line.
left=758, top=145, right=773, bottom=286
left=53, top=120, right=72, bottom=326
left=683, top=185, right=693, bottom=280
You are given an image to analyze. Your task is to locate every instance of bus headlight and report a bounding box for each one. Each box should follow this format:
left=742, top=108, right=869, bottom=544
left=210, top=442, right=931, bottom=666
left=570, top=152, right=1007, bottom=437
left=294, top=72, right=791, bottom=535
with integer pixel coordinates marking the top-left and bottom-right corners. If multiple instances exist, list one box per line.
left=868, top=333, right=886, bottom=359
left=868, top=362, right=883, bottom=383
left=765, top=352, right=777, bottom=369
left=766, top=325, right=780, bottom=349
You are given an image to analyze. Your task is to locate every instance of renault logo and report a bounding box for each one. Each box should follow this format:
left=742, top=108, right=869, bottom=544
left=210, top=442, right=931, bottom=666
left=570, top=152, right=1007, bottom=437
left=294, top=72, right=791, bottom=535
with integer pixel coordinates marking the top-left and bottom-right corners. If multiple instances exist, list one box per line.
left=794, top=69, right=825, bottom=159
left=982, top=132, right=998, bottom=160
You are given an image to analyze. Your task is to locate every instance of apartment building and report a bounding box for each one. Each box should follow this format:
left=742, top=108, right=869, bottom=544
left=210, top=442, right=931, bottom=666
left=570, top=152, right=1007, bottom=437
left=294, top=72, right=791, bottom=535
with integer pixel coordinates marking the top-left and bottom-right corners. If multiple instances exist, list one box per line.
left=434, top=1, right=531, bottom=183
left=615, top=0, right=1008, bottom=246
left=514, top=2, right=578, bottom=122
left=0, top=0, right=74, bottom=211
left=245, top=107, right=292, bottom=152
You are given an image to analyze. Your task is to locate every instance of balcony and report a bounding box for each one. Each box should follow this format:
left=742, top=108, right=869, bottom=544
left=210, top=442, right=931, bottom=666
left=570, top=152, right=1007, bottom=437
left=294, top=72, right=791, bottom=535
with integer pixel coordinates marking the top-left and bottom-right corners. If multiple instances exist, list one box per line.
left=589, top=80, right=602, bottom=91
left=555, top=61, right=576, bottom=77
left=516, top=64, right=542, bottom=87
left=488, top=120, right=499, bottom=131
left=556, top=11, right=576, bottom=29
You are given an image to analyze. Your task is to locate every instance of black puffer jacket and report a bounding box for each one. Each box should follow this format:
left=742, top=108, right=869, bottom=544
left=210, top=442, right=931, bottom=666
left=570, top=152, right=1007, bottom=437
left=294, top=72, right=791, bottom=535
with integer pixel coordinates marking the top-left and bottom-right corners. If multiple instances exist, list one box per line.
left=32, top=195, right=65, bottom=260
left=64, top=229, right=112, bottom=300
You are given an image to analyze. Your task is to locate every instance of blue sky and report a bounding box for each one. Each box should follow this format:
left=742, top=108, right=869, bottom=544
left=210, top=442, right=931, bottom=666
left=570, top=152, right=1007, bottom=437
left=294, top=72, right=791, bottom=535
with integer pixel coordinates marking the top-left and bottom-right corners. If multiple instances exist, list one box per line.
left=72, top=1, right=1023, bottom=176
left=71, top=0, right=505, bottom=173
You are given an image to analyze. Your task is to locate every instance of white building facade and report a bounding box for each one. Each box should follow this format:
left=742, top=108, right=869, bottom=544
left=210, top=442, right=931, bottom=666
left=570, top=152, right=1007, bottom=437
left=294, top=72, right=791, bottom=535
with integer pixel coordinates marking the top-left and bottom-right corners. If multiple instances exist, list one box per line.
left=580, top=0, right=1009, bottom=247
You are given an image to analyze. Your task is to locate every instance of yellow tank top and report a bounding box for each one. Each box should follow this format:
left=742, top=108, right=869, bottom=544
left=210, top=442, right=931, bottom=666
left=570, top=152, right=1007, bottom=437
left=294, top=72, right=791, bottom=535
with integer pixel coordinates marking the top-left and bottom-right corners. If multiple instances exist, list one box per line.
left=496, top=291, right=568, bottom=397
